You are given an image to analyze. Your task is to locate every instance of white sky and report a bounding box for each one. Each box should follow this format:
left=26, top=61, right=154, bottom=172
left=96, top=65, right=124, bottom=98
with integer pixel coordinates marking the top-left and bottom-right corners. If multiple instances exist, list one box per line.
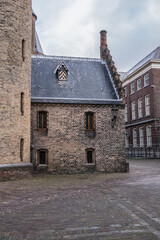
left=32, top=0, right=160, bottom=71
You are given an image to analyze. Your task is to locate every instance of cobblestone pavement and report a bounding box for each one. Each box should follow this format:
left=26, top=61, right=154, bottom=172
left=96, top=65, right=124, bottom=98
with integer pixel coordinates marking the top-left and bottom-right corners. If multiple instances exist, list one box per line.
left=0, top=159, right=160, bottom=240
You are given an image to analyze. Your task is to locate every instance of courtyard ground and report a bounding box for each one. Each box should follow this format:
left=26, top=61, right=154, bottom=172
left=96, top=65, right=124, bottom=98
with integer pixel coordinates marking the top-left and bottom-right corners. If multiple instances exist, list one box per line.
left=0, top=159, right=160, bottom=240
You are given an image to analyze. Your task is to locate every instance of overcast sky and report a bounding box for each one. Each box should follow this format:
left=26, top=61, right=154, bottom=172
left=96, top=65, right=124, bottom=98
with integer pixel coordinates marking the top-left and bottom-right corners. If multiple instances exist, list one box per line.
left=32, top=0, right=160, bottom=72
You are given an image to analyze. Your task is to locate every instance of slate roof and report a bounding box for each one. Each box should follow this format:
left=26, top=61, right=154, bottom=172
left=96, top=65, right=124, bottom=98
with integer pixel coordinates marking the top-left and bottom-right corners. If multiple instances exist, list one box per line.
left=35, top=30, right=44, bottom=55
left=31, top=55, right=122, bottom=105
left=127, top=46, right=160, bottom=76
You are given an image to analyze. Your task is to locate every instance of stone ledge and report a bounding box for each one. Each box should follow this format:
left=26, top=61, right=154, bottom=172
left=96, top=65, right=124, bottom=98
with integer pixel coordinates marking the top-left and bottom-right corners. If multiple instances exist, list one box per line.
left=0, top=163, right=33, bottom=170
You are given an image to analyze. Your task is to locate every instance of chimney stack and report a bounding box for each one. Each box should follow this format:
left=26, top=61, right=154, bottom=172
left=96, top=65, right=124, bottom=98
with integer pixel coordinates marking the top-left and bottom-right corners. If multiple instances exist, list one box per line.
left=100, top=30, right=107, bottom=60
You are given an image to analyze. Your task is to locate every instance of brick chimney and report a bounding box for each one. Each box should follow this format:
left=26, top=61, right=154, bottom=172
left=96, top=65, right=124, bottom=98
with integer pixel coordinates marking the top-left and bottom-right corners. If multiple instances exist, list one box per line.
left=100, top=30, right=107, bottom=60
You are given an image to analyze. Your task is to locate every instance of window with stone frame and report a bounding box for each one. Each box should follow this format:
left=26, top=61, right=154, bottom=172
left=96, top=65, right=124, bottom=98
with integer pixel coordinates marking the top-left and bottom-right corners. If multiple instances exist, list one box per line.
left=85, top=148, right=95, bottom=165
left=138, top=98, right=143, bottom=118
left=145, top=94, right=150, bottom=116
left=85, top=112, right=95, bottom=131
left=131, top=101, right=136, bottom=120
left=38, top=111, right=48, bottom=130
left=146, top=126, right=152, bottom=147
left=137, top=78, right=142, bottom=91
left=144, top=73, right=149, bottom=87
left=38, top=149, right=48, bottom=165
left=130, top=82, right=135, bottom=94
left=139, top=127, right=144, bottom=147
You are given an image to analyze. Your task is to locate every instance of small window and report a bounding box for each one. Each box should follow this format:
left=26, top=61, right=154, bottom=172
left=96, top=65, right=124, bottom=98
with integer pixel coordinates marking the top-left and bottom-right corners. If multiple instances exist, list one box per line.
left=22, top=39, right=26, bottom=61
left=38, top=111, right=48, bottom=130
left=131, top=101, right=136, bottom=120
left=145, top=95, right=150, bottom=116
left=21, top=92, right=24, bottom=115
left=137, top=78, right=142, bottom=91
left=86, top=112, right=95, bottom=131
left=20, top=138, right=24, bottom=161
left=144, top=74, right=149, bottom=87
left=38, top=149, right=48, bottom=165
left=130, top=82, right=135, bottom=94
left=86, top=148, right=95, bottom=164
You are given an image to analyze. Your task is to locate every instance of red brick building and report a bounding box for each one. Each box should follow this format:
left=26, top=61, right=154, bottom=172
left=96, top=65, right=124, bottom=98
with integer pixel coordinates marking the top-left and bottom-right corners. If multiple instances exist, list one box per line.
left=122, top=47, right=160, bottom=158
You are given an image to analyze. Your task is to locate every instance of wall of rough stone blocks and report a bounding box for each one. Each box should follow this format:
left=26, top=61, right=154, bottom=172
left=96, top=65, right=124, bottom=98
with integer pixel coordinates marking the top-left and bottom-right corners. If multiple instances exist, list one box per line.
left=0, top=0, right=32, bottom=164
left=31, top=103, right=126, bottom=174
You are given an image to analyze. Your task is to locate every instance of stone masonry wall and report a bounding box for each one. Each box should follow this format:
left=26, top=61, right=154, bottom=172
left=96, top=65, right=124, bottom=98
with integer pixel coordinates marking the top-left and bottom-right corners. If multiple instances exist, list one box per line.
left=0, top=0, right=32, bottom=164
left=31, top=103, right=126, bottom=174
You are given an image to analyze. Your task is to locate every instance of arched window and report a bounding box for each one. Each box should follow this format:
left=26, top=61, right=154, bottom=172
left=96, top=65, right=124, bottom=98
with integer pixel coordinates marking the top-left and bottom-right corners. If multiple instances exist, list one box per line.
left=20, top=138, right=24, bottom=162
left=22, top=39, right=26, bottom=61
left=38, top=111, right=48, bottom=130
left=85, top=112, right=95, bottom=131
left=21, top=92, right=24, bottom=115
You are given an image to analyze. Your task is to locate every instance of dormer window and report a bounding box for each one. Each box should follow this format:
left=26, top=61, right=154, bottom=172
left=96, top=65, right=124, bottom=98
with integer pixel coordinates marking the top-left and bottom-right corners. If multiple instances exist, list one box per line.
left=56, top=61, right=68, bottom=81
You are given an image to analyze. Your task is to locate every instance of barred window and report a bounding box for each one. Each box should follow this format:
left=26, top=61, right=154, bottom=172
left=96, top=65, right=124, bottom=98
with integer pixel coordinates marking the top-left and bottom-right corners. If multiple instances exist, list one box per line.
left=38, top=111, right=48, bottom=130
left=86, top=112, right=95, bottom=131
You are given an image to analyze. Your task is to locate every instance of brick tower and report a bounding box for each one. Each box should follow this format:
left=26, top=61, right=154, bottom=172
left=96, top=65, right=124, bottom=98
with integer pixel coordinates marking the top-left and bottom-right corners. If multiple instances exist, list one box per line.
left=0, top=1, right=32, bottom=170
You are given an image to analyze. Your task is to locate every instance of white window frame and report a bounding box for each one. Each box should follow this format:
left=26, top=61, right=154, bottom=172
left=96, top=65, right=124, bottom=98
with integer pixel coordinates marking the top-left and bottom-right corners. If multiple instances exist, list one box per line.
left=146, top=125, right=152, bottom=147
left=145, top=94, right=150, bottom=116
left=137, top=78, right=142, bottom=91
left=138, top=98, right=143, bottom=118
left=131, top=82, right=135, bottom=94
left=139, top=127, right=144, bottom=147
left=131, top=101, right=136, bottom=120
left=125, top=104, right=128, bottom=122
left=133, top=129, right=137, bottom=148
left=144, top=73, right=149, bottom=87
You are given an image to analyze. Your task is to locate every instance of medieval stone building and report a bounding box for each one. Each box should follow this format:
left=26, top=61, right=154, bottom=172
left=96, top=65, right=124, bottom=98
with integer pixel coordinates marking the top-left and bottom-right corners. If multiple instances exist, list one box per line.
left=0, top=1, right=126, bottom=179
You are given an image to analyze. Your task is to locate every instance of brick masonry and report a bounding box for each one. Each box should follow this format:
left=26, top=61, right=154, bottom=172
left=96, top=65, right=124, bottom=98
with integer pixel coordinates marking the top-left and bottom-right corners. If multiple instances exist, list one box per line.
left=0, top=0, right=32, bottom=165
left=31, top=103, right=126, bottom=174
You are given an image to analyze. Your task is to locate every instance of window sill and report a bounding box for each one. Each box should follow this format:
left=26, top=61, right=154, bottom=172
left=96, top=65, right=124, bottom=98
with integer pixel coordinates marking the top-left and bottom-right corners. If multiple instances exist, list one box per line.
left=38, top=164, right=48, bottom=169
left=85, top=131, right=96, bottom=138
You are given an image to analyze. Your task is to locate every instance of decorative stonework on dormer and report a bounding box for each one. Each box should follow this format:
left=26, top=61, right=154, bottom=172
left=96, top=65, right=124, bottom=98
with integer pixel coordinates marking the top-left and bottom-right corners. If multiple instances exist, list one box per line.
left=56, top=61, right=68, bottom=81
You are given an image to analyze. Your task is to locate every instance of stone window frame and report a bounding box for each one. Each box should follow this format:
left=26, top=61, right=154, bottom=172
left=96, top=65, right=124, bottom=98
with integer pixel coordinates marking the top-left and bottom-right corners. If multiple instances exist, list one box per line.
left=37, top=111, right=49, bottom=131
left=85, top=148, right=96, bottom=166
left=38, top=149, right=48, bottom=165
left=85, top=112, right=95, bottom=131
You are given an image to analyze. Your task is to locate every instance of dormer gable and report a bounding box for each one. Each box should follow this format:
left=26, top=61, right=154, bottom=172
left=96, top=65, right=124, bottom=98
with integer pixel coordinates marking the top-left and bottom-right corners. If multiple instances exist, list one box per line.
left=56, top=61, right=68, bottom=81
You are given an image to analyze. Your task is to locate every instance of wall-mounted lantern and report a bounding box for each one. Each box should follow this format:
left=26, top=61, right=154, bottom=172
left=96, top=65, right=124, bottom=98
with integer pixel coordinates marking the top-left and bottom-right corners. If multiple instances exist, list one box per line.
left=111, top=107, right=118, bottom=128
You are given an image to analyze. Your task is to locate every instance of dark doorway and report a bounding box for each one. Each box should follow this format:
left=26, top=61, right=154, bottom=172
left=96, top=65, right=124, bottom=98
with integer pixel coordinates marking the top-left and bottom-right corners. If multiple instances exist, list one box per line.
left=87, top=150, right=93, bottom=163
left=39, top=151, right=46, bottom=164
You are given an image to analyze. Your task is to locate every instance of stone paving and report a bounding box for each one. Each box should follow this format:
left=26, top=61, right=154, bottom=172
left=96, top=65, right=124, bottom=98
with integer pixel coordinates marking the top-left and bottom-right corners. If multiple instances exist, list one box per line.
left=0, top=159, right=160, bottom=239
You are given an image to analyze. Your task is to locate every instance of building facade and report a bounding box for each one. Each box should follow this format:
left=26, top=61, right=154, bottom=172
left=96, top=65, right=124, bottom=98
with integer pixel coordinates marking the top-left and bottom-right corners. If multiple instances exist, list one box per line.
left=122, top=48, right=160, bottom=158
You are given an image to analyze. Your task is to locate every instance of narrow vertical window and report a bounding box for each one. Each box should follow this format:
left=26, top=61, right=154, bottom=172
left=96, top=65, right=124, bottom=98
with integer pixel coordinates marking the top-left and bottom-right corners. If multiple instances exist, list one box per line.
left=145, top=95, right=150, bottom=116
left=38, top=111, right=48, bottom=130
left=144, top=74, right=149, bottom=87
left=131, top=101, right=136, bottom=120
left=137, top=78, right=142, bottom=91
left=38, top=149, right=48, bottom=165
left=22, top=39, right=26, bottom=61
left=125, top=104, right=128, bottom=122
left=133, top=129, right=137, bottom=148
left=86, top=112, right=95, bottom=131
left=139, top=128, right=144, bottom=147
left=21, top=92, right=24, bottom=115
left=138, top=98, right=142, bottom=118
left=125, top=131, right=129, bottom=148
left=124, top=87, right=127, bottom=97
left=86, top=148, right=95, bottom=164
left=131, top=82, right=135, bottom=94
left=20, top=138, right=24, bottom=162
left=146, top=126, right=152, bottom=147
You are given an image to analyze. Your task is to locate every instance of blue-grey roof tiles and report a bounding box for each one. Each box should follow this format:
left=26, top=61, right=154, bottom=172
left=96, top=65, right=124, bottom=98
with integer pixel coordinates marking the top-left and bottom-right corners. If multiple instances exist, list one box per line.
left=31, top=55, right=121, bottom=105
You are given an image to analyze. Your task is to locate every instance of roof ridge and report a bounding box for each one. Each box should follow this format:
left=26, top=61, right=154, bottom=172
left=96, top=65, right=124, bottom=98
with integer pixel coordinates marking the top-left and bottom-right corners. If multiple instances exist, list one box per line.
left=31, top=54, right=101, bottom=62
